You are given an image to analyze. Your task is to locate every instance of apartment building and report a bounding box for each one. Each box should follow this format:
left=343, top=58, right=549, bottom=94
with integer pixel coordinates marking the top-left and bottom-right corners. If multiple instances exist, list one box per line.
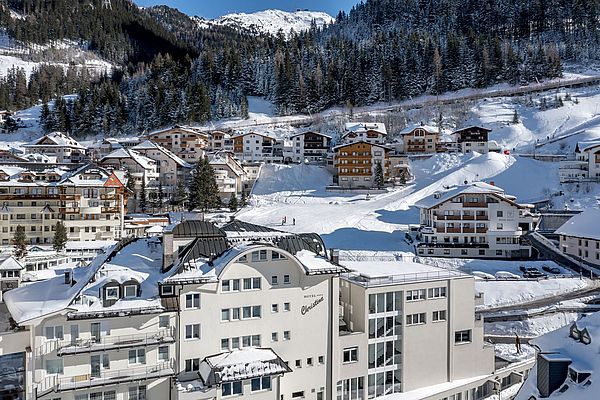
left=453, top=126, right=491, bottom=154
left=555, top=208, right=600, bottom=267
left=209, top=152, right=247, bottom=201
left=145, top=125, right=209, bottom=163
left=415, top=182, right=535, bottom=258
left=210, top=131, right=234, bottom=153
left=0, top=164, right=127, bottom=244
left=335, top=259, right=522, bottom=400
left=515, top=312, right=600, bottom=400
left=233, top=132, right=282, bottom=163
left=284, top=132, right=332, bottom=163
left=131, top=140, right=192, bottom=198
left=100, top=148, right=158, bottom=186
left=4, top=238, right=177, bottom=400
left=388, top=154, right=411, bottom=184
left=558, top=140, right=600, bottom=183
left=400, top=124, right=440, bottom=153
left=333, top=142, right=391, bottom=188
left=343, top=123, right=387, bottom=145
left=23, top=132, right=88, bottom=163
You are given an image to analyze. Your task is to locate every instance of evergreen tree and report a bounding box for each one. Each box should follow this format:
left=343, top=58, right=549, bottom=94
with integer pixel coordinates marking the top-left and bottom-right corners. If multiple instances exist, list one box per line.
left=228, top=193, right=238, bottom=212
left=512, top=109, right=520, bottom=124
left=173, top=179, right=188, bottom=210
left=52, top=221, right=67, bottom=252
left=13, top=225, right=27, bottom=260
left=240, top=190, right=248, bottom=207
left=374, top=162, right=385, bottom=189
left=139, top=178, right=148, bottom=213
left=188, top=158, right=221, bottom=212
left=155, top=182, right=164, bottom=211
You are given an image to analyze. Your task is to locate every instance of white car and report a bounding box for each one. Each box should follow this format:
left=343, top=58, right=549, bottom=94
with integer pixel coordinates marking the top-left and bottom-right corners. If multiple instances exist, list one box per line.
left=494, top=271, right=520, bottom=280
left=472, top=271, right=495, bottom=280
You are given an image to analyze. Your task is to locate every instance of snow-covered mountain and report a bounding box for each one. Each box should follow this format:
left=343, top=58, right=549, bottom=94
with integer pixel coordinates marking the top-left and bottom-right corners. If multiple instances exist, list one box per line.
left=196, top=9, right=334, bottom=36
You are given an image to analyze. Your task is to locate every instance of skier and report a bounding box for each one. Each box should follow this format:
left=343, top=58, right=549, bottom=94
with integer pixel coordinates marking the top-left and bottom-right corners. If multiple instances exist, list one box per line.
left=293, top=218, right=296, bottom=226
left=515, top=334, right=522, bottom=354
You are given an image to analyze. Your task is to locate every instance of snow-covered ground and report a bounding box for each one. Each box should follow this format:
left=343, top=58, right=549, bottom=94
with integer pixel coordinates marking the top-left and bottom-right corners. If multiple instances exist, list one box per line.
left=486, top=312, right=579, bottom=337
left=476, top=280, right=590, bottom=309
left=494, top=343, right=537, bottom=362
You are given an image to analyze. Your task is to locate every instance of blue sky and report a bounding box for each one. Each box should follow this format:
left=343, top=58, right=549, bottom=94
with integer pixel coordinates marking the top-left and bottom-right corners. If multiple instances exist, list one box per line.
left=134, top=0, right=360, bottom=19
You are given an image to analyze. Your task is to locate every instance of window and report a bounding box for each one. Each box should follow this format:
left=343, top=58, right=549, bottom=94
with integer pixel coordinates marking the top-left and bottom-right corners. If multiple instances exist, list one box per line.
left=272, top=252, right=284, bottom=260
left=318, top=356, right=324, bottom=364
left=160, top=285, right=174, bottom=296
left=272, top=332, right=278, bottom=342
left=242, top=305, right=261, bottom=319
left=292, top=391, right=305, bottom=399
left=283, top=274, right=290, bottom=284
left=124, top=285, right=137, bottom=298
left=243, top=277, right=261, bottom=290
left=251, top=250, right=268, bottom=262
left=455, top=330, right=471, bottom=343
left=271, top=275, right=278, bottom=285
left=406, top=289, right=426, bottom=301
left=343, top=347, right=358, bottom=363
left=283, top=330, right=291, bottom=340
left=307, top=357, right=313, bottom=366
left=432, top=310, right=447, bottom=322
left=221, top=338, right=230, bottom=350
left=222, top=279, right=240, bottom=292
left=105, top=287, right=119, bottom=300
left=128, top=349, right=146, bottom=365
left=428, top=287, right=446, bottom=298
left=46, top=359, right=63, bottom=374
left=159, top=315, right=169, bottom=328
left=251, top=377, right=271, bottom=392
left=221, top=309, right=231, bottom=321
left=272, top=304, right=279, bottom=313
left=295, top=359, right=302, bottom=368
left=128, top=386, right=147, bottom=400
left=185, top=358, right=200, bottom=372
left=222, top=381, right=242, bottom=397
left=496, top=250, right=503, bottom=256
left=406, top=313, right=426, bottom=325
left=45, top=326, right=64, bottom=340
left=158, top=346, right=169, bottom=361
left=185, top=293, right=200, bottom=308
left=283, top=302, right=291, bottom=311
left=185, top=324, right=200, bottom=339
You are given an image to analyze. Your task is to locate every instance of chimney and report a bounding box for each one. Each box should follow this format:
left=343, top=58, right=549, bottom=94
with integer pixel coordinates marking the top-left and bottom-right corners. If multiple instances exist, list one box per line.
left=64, top=270, right=72, bottom=285
left=489, top=181, right=495, bottom=186
left=330, top=249, right=340, bottom=265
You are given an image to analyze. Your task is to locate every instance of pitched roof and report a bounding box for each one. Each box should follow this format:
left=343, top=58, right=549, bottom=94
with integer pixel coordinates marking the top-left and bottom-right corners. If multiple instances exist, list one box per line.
left=344, top=122, right=387, bottom=135
left=414, top=182, right=506, bottom=209
left=555, top=208, right=600, bottom=241
left=25, top=132, right=86, bottom=149
left=576, top=140, right=600, bottom=153
left=332, top=141, right=393, bottom=151
left=0, top=256, right=24, bottom=271
left=400, top=123, right=439, bottom=135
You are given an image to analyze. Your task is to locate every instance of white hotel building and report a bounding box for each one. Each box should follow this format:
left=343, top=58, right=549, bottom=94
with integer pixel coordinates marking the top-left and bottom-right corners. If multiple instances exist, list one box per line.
left=2, top=221, right=531, bottom=400
left=415, top=182, right=535, bottom=259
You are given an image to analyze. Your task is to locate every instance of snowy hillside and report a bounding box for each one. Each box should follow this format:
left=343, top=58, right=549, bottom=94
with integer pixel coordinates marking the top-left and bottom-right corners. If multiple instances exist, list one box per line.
left=0, top=33, right=113, bottom=79
left=195, top=9, right=334, bottom=36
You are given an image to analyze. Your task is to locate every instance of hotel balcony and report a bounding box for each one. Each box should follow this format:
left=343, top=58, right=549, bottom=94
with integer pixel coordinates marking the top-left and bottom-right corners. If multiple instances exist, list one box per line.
left=35, top=361, right=175, bottom=398
left=463, top=201, right=488, bottom=207
left=36, top=328, right=175, bottom=357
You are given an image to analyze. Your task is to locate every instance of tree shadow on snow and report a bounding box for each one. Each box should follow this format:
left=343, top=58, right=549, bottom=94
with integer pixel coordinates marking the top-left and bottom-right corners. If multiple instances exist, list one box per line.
left=321, top=228, right=414, bottom=251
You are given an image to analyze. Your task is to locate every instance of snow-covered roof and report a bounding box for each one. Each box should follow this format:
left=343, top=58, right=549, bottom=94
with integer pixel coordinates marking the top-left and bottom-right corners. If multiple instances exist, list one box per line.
left=132, top=140, right=191, bottom=168
left=400, top=123, right=439, bottom=135
left=0, top=256, right=24, bottom=271
left=332, top=141, right=394, bottom=151
left=415, top=181, right=506, bottom=209
left=24, top=132, right=86, bottom=150
left=452, top=125, right=492, bottom=134
left=290, top=131, right=332, bottom=139
left=576, top=140, right=600, bottom=153
left=516, top=312, right=600, bottom=400
left=555, top=208, right=600, bottom=241
left=102, top=148, right=156, bottom=170
left=199, top=348, right=291, bottom=386
left=4, top=238, right=169, bottom=324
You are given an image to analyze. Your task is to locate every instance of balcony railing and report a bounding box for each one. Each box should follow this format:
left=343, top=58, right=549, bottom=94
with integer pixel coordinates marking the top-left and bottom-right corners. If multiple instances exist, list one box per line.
left=37, top=328, right=175, bottom=356
left=463, top=202, right=487, bottom=207
left=35, top=360, right=175, bottom=397
left=341, top=270, right=466, bottom=287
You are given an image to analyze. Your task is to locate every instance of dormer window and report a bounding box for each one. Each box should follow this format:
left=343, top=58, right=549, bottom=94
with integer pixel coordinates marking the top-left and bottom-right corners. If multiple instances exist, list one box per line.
left=580, top=328, right=592, bottom=345
left=105, top=287, right=119, bottom=300
left=569, top=323, right=581, bottom=340
left=160, top=284, right=174, bottom=296
left=124, top=285, right=138, bottom=298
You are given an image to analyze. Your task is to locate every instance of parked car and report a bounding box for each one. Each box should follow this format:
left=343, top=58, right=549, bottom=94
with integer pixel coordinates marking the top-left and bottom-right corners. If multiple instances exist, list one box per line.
left=520, top=266, right=541, bottom=273
left=542, top=265, right=561, bottom=274
left=473, top=271, right=495, bottom=280
left=523, top=270, right=547, bottom=279
left=495, top=271, right=520, bottom=280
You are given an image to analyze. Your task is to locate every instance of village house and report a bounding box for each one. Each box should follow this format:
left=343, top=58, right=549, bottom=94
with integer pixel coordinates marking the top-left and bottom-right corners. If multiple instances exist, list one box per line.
left=209, top=130, right=235, bottom=153
left=22, top=132, right=88, bottom=164
left=209, top=152, right=248, bottom=201
left=0, top=164, right=128, bottom=244
left=558, top=140, right=600, bottom=183
left=415, top=182, right=535, bottom=258
left=0, top=255, right=23, bottom=302
left=144, top=125, right=209, bottom=163
left=284, top=131, right=332, bottom=163
left=400, top=124, right=440, bottom=153
left=233, top=132, right=282, bottom=163
left=453, top=126, right=491, bottom=154
left=555, top=208, right=600, bottom=267
left=333, top=141, right=392, bottom=188
left=343, top=123, right=388, bottom=145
